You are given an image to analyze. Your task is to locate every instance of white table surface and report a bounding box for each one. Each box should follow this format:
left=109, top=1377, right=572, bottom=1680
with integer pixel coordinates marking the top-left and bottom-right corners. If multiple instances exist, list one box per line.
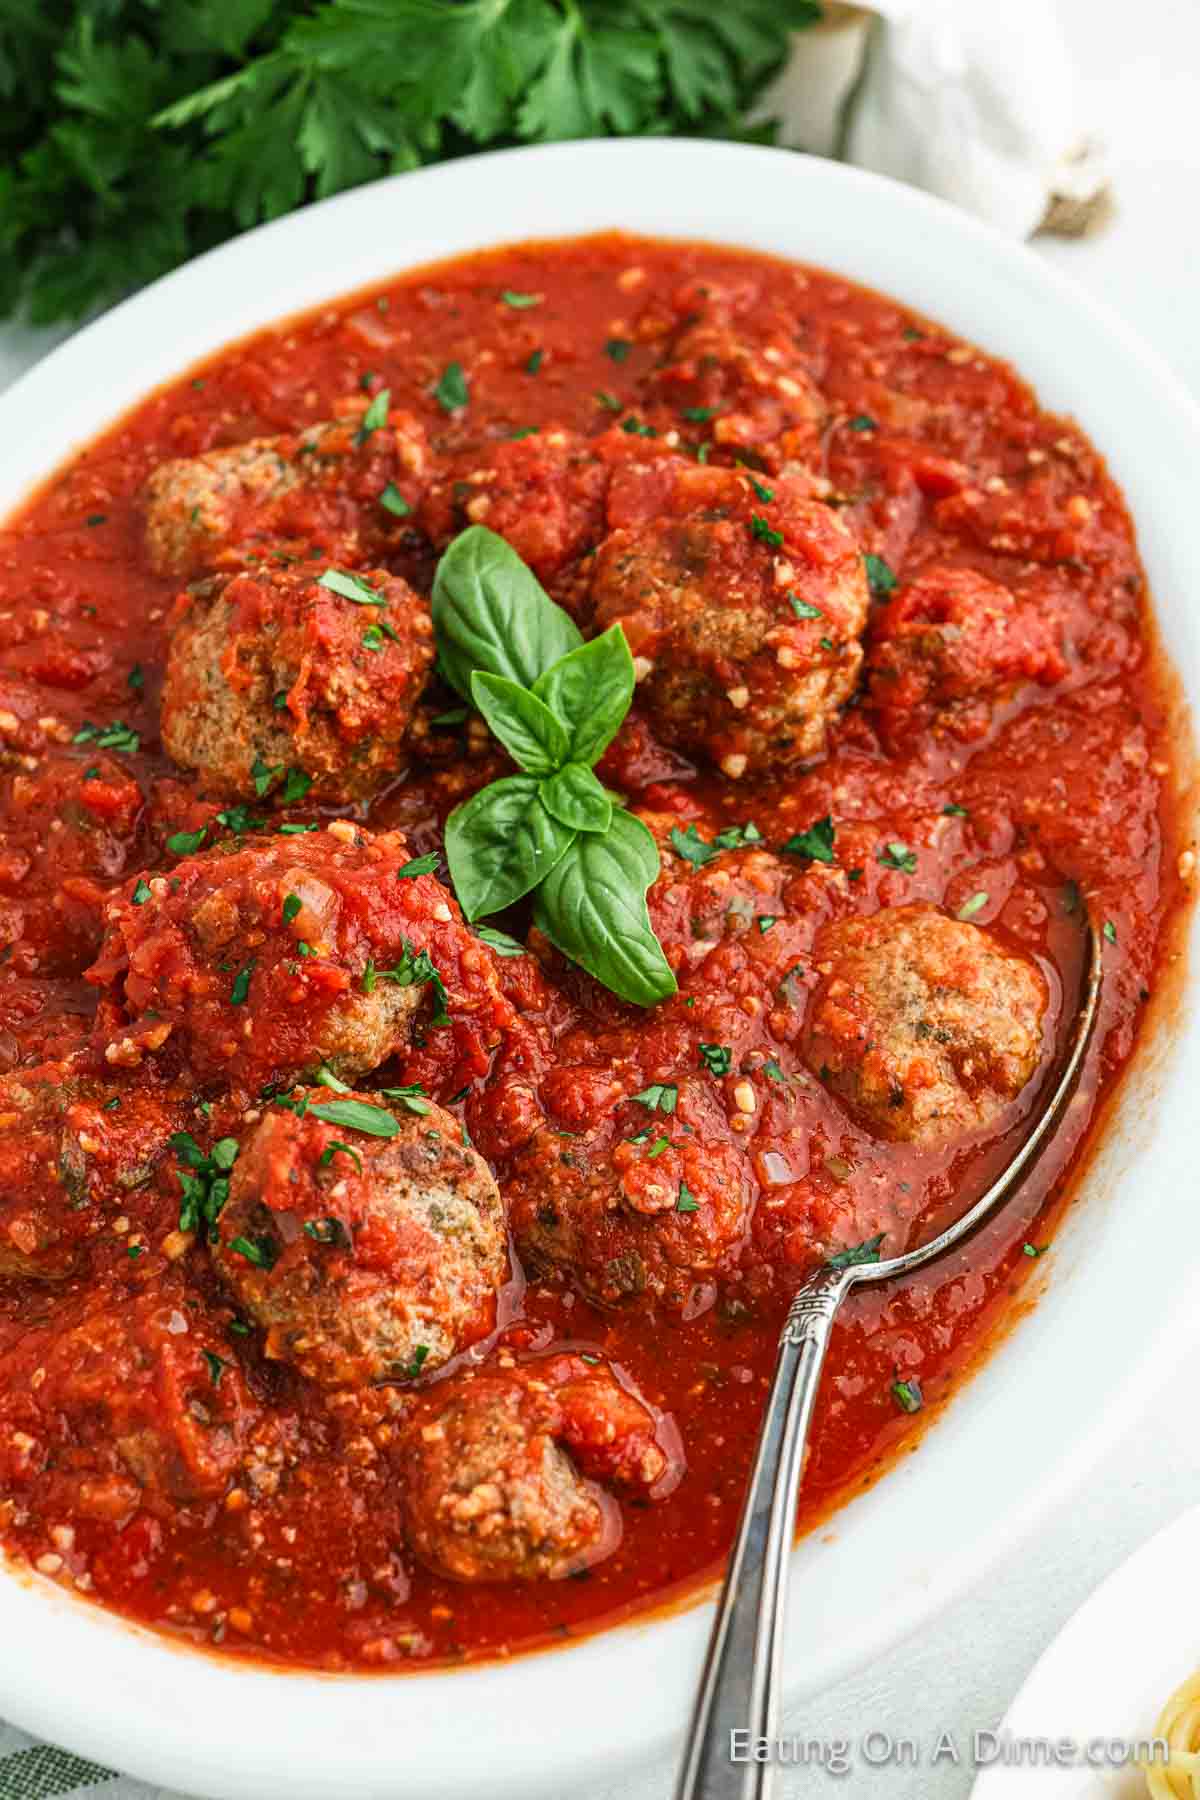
left=0, top=4, right=1196, bottom=1797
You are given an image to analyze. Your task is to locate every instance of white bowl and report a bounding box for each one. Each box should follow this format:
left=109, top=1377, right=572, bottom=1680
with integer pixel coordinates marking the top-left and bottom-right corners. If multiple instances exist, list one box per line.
left=972, top=1504, right=1200, bottom=1798
left=0, top=139, right=1195, bottom=1800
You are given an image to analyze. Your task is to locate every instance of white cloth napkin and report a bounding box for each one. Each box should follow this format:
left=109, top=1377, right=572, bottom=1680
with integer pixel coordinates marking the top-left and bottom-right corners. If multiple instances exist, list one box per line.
left=752, top=0, right=1110, bottom=239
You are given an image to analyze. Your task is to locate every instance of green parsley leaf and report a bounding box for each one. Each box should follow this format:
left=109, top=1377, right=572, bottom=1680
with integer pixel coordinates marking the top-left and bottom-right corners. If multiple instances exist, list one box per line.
left=132, top=878, right=152, bottom=906
left=317, top=568, right=387, bottom=607
left=230, top=960, right=256, bottom=1005
left=396, top=852, right=440, bottom=879
left=166, top=826, right=207, bottom=856
left=605, top=338, right=632, bottom=362
left=435, top=361, right=469, bottom=412
left=201, top=1351, right=226, bottom=1386
left=525, top=347, right=544, bottom=374
left=354, top=385, right=389, bottom=445
left=957, top=891, right=988, bottom=920
left=864, top=553, right=898, bottom=598
left=502, top=291, right=540, bottom=308
left=698, top=1043, right=732, bottom=1077
left=230, top=1234, right=277, bottom=1270
left=749, top=514, right=783, bottom=550
left=631, top=1082, right=678, bottom=1114
left=282, top=893, right=302, bottom=924
left=780, top=816, right=836, bottom=864
left=1023, top=1242, right=1048, bottom=1258
left=878, top=841, right=918, bottom=874
left=379, top=481, right=411, bottom=518
left=676, top=1182, right=700, bottom=1213
left=1103, top=919, right=1117, bottom=944
left=848, top=414, right=877, bottom=431
left=827, top=1233, right=885, bottom=1270
left=788, top=591, right=822, bottom=620
left=891, top=1376, right=923, bottom=1414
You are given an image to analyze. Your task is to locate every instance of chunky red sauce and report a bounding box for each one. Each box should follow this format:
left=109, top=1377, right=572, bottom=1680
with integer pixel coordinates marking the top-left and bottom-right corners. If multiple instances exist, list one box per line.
left=0, top=233, right=1189, bottom=1671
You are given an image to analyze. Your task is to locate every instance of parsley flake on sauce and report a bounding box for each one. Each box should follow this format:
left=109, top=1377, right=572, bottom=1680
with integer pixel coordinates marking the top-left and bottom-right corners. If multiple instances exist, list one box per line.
left=230, top=960, right=256, bottom=1005
left=676, top=1182, right=700, bottom=1213
left=166, top=826, right=207, bottom=856
left=317, top=568, right=387, bottom=607
left=749, top=513, right=784, bottom=549
left=131, top=878, right=152, bottom=906
left=379, top=482, right=411, bottom=518
left=957, top=891, right=988, bottom=920
left=864, top=553, right=898, bottom=598
left=878, top=841, right=918, bottom=874
left=605, top=338, right=632, bottom=362
left=698, top=1043, right=732, bottom=1077
left=827, top=1233, right=885, bottom=1270
left=354, top=386, right=390, bottom=446
left=780, top=815, right=836, bottom=864
left=631, top=1083, right=678, bottom=1115
left=435, top=361, right=469, bottom=413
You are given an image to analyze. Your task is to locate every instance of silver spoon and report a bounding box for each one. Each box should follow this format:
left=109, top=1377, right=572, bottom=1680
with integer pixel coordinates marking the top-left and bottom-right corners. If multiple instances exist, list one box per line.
left=675, top=917, right=1103, bottom=1800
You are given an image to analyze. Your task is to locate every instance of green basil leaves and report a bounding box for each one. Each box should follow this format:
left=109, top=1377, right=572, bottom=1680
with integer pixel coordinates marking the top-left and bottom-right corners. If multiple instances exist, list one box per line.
left=434, top=527, right=675, bottom=1008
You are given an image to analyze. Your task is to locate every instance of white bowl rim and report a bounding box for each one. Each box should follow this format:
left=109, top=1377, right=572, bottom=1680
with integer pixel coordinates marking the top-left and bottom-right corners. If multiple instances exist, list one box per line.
left=0, top=137, right=1196, bottom=1800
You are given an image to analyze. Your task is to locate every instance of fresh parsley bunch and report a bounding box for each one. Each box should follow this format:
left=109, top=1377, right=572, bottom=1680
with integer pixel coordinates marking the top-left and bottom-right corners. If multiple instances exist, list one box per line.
left=433, top=525, right=676, bottom=1007
left=0, top=0, right=820, bottom=326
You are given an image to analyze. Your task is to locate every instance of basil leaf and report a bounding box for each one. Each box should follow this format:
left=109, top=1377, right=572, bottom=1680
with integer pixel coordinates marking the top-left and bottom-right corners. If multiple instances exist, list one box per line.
left=533, top=809, right=676, bottom=1007
left=540, top=762, right=613, bottom=834
left=470, top=671, right=569, bottom=776
left=532, top=624, right=634, bottom=767
left=432, top=526, right=582, bottom=701
left=445, top=774, right=576, bottom=920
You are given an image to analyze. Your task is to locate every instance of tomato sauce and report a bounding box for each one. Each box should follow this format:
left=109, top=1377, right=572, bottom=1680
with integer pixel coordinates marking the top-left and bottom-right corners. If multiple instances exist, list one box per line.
left=0, top=233, right=1190, bottom=1671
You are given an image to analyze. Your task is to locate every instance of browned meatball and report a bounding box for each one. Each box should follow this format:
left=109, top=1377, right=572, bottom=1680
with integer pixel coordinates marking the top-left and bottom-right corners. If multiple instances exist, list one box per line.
left=141, top=409, right=428, bottom=579
left=401, top=1355, right=679, bottom=1582
left=0, top=1058, right=183, bottom=1281
left=802, top=904, right=1049, bottom=1146
left=212, top=1090, right=505, bottom=1388
left=87, top=826, right=516, bottom=1097
left=866, top=565, right=1070, bottom=751
left=418, top=428, right=609, bottom=603
left=38, top=1284, right=263, bottom=1508
left=507, top=1073, right=754, bottom=1313
left=639, top=279, right=826, bottom=470
left=161, top=560, right=434, bottom=804
left=589, top=461, right=869, bottom=778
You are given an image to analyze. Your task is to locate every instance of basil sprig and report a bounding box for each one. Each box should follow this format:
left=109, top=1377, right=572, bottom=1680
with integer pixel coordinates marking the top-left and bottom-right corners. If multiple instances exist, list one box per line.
left=433, top=526, right=676, bottom=1007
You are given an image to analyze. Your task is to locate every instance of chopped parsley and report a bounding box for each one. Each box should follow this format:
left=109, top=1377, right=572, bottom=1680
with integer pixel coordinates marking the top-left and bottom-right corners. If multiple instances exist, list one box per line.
left=171, top=1132, right=239, bottom=1238
left=317, top=567, right=387, bottom=607
left=525, top=348, right=544, bottom=374
left=379, top=482, right=411, bottom=518
left=682, top=405, right=717, bottom=422
left=396, top=852, right=440, bottom=879
left=757, top=916, right=777, bottom=934
left=878, top=841, right=918, bottom=874
left=127, top=663, right=144, bottom=692
left=789, top=593, right=823, bottom=621
left=780, top=815, right=836, bottom=864
left=762, top=1059, right=785, bottom=1082
left=620, top=416, right=656, bottom=437
left=282, top=893, right=302, bottom=924
left=166, top=826, right=207, bottom=856
left=229, top=960, right=255, bottom=1005
left=74, top=720, right=139, bottom=753
left=848, top=414, right=877, bottom=431
left=1023, top=1242, right=1048, bottom=1258
left=669, top=820, right=762, bottom=868
left=354, top=386, right=389, bottom=445
left=827, top=1233, right=885, bottom=1270
left=942, top=803, right=969, bottom=818
left=217, top=806, right=265, bottom=836
left=595, top=390, right=622, bottom=412
left=864, top=553, right=898, bottom=598
left=749, top=478, right=774, bottom=502
left=698, top=1043, right=732, bottom=1077
left=131, top=878, right=152, bottom=906
left=435, top=361, right=469, bottom=412
left=201, top=1351, right=226, bottom=1386
left=630, top=1082, right=678, bottom=1115
left=891, top=1375, right=923, bottom=1414
left=605, top=338, right=632, bottom=362
left=317, top=1141, right=362, bottom=1176
left=957, top=891, right=988, bottom=920
left=370, top=940, right=450, bottom=1025
left=1103, top=919, right=1117, bottom=944
left=280, top=767, right=312, bottom=805
left=230, top=1234, right=277, bottom=1270
left=676, top=1181, right=700, bottom=1213
left=402, top=1344, right=431, bottom=1380
left=749, top=513, right=784, bottom=549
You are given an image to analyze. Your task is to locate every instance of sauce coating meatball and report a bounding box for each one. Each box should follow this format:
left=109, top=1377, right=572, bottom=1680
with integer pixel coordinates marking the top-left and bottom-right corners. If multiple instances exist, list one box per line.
left=140, top=409, right=428, bottom=579
left=638, top=279, right=826, bottom=470
left=86, top=826, right=514, bottom=1097
left=401, top=1355, right=679, bottom=1582
left=507, top=1074, right=754, bottom=1312
left=0, top=1058, right=183, bottom=1281
left=161, top=560, right=434, bottom=804
left=589, top=461, right=869, bottom=778
left=212, top=1090, right=506, bottom=1388
left=866, top=565, right=1069, bottom=750
left=417, top=428, right=609, bottom=603
left=802, top=904, right=1049, bottom=1146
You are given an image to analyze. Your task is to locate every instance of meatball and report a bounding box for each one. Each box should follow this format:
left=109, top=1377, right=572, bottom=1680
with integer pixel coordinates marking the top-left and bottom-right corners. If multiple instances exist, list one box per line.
left=507, top=1073, right=754, bottom=1312
left=417, top=428, right=609, bottom=602
left=0, top=751, right=143, bottom=975
left=0, top=1058, right=183, bottom=1281
left=802, top=904, right=1049, bottom=1146
left=141, top=409, right=428, bottom=580
left=212, top=1090, right=506, bottom=1387
left=87, top=826, right=514, bottom=1097
left=866, top=565, right=1069, bottom=750
left=640, top=280, right=826, bottom=470
left=401, top=1355, right=679, bottom=1582
left=37, top=1286, right=262, bottom=1507
left=161, top=560, right=434, bottom=803
left=589, top=461, right=869, bottom=777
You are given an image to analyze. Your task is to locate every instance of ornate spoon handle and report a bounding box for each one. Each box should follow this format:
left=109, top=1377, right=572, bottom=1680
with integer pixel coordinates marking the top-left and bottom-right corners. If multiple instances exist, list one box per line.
left=673, top=1265, right=850, bottom=1800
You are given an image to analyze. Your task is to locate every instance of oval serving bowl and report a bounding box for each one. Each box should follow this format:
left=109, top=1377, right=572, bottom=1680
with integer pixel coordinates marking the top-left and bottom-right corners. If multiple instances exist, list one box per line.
left=0, top=140, right=1195, bottom=1800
